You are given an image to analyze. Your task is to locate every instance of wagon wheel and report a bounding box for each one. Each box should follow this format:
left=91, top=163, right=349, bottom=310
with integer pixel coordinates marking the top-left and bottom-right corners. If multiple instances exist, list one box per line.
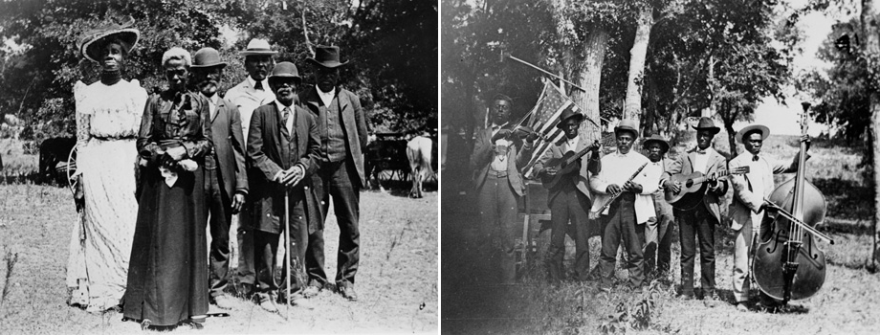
left=66, top=143, right=79, bottom=194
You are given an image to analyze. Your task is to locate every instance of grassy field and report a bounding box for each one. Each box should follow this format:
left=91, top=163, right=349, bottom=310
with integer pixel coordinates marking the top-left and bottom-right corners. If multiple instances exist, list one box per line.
left=0, top=185, right=437, bottom=334
left=442, top=133, right=879, bottom=334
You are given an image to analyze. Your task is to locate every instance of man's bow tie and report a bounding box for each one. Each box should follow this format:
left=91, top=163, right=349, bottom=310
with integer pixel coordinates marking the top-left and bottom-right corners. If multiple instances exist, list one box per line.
left=752, top=155, right=760, bottom=162
left=695, top=149, right=706, bottom=154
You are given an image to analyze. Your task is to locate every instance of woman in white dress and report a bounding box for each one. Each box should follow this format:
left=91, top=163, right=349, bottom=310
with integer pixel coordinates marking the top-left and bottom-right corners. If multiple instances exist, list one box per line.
left=66, top=25, right=147, bottom=313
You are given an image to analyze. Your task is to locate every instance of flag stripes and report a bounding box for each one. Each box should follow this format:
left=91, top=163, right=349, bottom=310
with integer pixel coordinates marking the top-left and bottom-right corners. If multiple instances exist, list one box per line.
left=521, top=82, right=583, bottom=178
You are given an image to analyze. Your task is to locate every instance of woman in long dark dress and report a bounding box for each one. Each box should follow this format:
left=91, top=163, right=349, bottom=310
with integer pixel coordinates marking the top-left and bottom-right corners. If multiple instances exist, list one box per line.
left=123, top=47, right=212, bottom=330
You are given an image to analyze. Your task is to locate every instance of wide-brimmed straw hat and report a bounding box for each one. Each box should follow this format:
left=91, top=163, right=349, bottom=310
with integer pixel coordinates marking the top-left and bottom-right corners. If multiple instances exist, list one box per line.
left=643, top=134, right=669, bottom=153
left=614, top=119, right=640, bottom=138
left=692, top=117, right=721, bottom=134
left=308, top=45, right=349, bottom=68
left=79, top=24, right=140, bottom=62
left=191, top=47, right=227, bottom=69
left=736, top=124, right=770, bottom=143
left=268, top=62, right=301, bottom=84
left=240, top=38, right=278, bottom=56
left=555, top=108, right=584, bottom=129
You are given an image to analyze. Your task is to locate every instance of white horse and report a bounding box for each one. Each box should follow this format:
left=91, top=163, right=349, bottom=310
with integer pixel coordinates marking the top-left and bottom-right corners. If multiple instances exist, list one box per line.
left=406, top=136, right=435, bottom=198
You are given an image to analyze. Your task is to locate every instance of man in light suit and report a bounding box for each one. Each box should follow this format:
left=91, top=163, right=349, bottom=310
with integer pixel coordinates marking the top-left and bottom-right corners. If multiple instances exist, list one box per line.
left=729, top=124, right=809, bottom=312
left=533, top=109, right=600, bottom=283
left=245, top=62, right=321, bottom=312
left=190, top=47, right=248, bottom=310
left=642, top=134, right=674, bottom=283
left=300, top=46, right=372, bottom=301
left=660, top=117, right=728, bottom=305
left=225, top=38, right=277, bottom=295
left=470, top=94, right=533, bottom=284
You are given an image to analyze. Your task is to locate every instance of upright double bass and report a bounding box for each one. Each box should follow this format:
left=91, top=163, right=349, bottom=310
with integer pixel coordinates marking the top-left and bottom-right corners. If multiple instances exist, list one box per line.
left=752, top=102, right=834, bottom=304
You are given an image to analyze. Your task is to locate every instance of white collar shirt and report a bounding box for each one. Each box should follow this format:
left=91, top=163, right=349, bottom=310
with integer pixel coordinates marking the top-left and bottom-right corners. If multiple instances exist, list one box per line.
left=317, top=85, right=336, bottom=107
left=248, top=76, right=269, bottom=92
left=203, top=93, right=219, bottom=120
left=275, top=101, right=295, bottom=135
left=693, top=147, right=715, bottom=174
left=564, top=135, right=580, bottom=154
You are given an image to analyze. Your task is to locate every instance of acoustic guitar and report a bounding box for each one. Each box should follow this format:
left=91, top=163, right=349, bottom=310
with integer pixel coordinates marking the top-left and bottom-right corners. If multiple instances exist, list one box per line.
left=540, top=140, right=600, bottom=189
left=664, top=166, right=749, bottom=210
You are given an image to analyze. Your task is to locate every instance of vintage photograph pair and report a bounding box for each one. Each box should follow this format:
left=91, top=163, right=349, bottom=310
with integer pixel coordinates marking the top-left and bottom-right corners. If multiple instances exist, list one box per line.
left=1, top=0, right=878, bottom=334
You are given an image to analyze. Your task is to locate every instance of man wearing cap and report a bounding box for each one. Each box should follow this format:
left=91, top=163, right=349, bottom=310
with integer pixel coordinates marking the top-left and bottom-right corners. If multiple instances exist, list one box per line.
left=589, top=119, right=660, bottom=291
left=224, top=38, right=277, bottom=296
left=246, top=61, right=320, bottom=312
left=659, top=117, right=728, bottom=304
left=190, top=47, right=248, bottom=310
left=470, top=94, right=534, bottom=284
left=641, top=134, right=674, bottom=284
left=533, top=109, right=600, bottom=283
left=300, top=45, right=371, bottom=301
left=729, top=124, right=809, bottom=311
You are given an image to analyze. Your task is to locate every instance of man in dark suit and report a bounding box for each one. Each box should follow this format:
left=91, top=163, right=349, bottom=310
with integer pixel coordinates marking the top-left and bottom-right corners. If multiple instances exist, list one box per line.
left=246, top=62, right=321, bottom=312
left=533, top=109, right=600, bottom=283
left=300, top=46, right=371, bottom=301
left=469, top=94, right=533, bottom=284
left=190, top=47, right=248, bottom=310
left=660, top=117, right=729, bottom=305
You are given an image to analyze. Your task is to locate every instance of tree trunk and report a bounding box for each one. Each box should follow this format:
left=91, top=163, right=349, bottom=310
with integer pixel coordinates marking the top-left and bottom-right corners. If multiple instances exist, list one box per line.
left=571, top=28, right=609, bottom=143
left=623, top=3, right=654, bottom=131
left=862, top=0, right=880, bottom=265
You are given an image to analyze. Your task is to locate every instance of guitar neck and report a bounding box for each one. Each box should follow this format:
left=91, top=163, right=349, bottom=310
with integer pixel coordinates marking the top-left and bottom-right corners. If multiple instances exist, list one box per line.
left=565, top=144, right=596, bottom=165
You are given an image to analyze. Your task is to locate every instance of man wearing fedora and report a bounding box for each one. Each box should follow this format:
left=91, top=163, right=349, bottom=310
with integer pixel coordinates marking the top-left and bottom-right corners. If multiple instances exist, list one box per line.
left=224, top=38, right=277, bottom=295
left=190, top=47, right=248, bottom=310
left=659, top=117, right=728, bottom=305
left=533, top=109, right=600, bottom=283
left=300, top=45, right=371, bottom=301
left=589, top=119, right=660, bottom=291
left=246, top=61, right=320, bottom=312
left=729, top=124, right=809, bottom=312
left=470, top=94, right=534, bottom=284
left=641, top=134, right=674, bottom=283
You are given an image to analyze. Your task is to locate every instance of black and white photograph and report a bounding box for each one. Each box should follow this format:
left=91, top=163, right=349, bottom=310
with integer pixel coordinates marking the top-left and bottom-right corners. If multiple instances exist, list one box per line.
left=442, top=0, right=880, bottom=334
left=0, top=0, right=437, bottom=333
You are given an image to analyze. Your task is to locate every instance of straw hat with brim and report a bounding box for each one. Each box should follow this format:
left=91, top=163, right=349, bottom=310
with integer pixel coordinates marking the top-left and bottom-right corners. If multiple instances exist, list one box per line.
left=614, top=119, right=640, bottom=138
left=240, top=38, right=278, bottom=56
left=643, top=134, right=669, bottom=153
left=268, top=62, right=302, bottom=84
left=79, top=27, right=139, bottom=63
left=692, top=117, right=721, bottom=134
left=555, top=108, right=584, bottom=129
left=736, top=124, right=770, bottom=143
left=308, top=45, right=349, bottom=68
left=191, top=47, right=227, bottom=69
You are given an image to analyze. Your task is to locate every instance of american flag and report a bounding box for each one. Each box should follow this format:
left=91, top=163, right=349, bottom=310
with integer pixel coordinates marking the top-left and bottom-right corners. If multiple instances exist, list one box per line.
left=521, top=82, right=580, bottom=178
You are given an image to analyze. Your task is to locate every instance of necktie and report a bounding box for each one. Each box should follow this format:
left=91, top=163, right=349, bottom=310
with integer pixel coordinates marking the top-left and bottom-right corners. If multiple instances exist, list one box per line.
left=752, top=155, right=759, bottom=162
left=281, top=107, right=291, bottom=139
left=695, top=149, right=706, bottom=154
left=254, top=81, right=264, bottom=91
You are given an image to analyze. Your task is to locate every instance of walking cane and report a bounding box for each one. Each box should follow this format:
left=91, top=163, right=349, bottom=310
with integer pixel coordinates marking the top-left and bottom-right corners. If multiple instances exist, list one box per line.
left=284, top=189, right=291, bottom=321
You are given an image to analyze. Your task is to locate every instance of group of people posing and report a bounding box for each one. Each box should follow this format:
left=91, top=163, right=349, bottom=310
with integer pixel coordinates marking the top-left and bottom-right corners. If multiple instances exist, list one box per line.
left=473, top=94, right=810, bottom=313
left=66, top=25, right=371, bottom=330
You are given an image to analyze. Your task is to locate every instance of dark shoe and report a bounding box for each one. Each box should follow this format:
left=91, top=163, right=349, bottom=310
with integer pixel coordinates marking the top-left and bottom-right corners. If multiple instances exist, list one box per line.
left=339, top=286, right=358, bottom=301
left=211, top=294, right=235, bottom=310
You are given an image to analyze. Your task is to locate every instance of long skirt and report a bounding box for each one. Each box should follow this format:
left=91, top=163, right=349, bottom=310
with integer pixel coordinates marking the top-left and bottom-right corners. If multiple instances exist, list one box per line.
left=122, top=163, right=208, bottom=326
left=66, top=138, right=139, bottom=312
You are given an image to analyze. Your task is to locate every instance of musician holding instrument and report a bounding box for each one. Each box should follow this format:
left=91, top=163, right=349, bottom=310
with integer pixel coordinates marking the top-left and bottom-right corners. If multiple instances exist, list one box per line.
left=641, top=134, right=675, bottom=284
left=470, top=94, right=535, bottom=284
left=532, top=109, right=601, bottom=283
left=589, top=119, right=660, bottom=291
left=660, top=117, right=729, bottom=305
left=729, top=124, right=810, bottom=312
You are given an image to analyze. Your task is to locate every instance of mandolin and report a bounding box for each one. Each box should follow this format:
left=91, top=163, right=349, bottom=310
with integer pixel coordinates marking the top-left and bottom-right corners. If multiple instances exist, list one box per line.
left=664, top=166, right=749, bottom=210
left=539, top=140, right=601, bottom=189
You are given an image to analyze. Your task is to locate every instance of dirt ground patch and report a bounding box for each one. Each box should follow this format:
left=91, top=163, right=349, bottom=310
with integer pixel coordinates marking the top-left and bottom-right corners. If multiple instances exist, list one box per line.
left=0, top=184, right=437, bottom=334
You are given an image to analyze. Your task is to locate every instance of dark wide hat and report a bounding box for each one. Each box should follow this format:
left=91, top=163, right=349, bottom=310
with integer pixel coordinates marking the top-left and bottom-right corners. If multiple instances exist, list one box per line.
left=308, top=45, right=349, bottom=68
left=191, top=47, right=227, bottom=69
left=614, top=119, right=640, bottom=138
left=555, top=108, right=584, bottom=129
left=643, top=134, right=669, bottom=153
left=79, top=24, right=139, bottom=63
left=692, top=117, right=721, bottom=134
left=269, top=62, right=302, bottom=83
left=736, top=124, right=770, bottom=143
